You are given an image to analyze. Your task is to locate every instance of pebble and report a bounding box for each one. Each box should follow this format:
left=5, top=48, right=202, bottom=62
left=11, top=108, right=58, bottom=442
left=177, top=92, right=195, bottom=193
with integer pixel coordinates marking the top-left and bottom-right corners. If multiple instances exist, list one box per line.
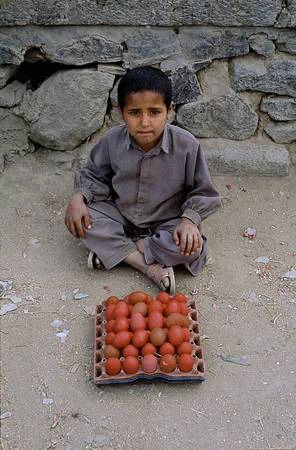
left=50, top=319, right=63, bottom=328
left=243, top=227, right=257, bottom=239
left=0, top=412, right=12, bottom=420
left=56, top=329, right=69, bottom=343
left=255, top=256, right=269, bottom=264
left=282, top=270, right=296, bottom=280
left=0, top=303, right=17, bottom=316
left=191, top=287, right=199, bottom=295
left=74, top=292, right=89, bottom=300
left=42, top=398, right=54, bottom=406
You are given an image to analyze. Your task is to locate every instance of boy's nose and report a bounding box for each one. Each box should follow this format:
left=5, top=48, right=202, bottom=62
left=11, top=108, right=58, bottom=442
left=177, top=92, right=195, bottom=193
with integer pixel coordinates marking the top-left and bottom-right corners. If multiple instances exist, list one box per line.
left=140, top=114, right=150, bottom=126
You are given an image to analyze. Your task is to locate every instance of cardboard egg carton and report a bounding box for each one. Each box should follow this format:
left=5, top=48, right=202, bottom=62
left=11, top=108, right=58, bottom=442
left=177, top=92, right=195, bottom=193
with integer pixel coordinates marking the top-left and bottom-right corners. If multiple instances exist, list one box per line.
left=93, top=299, right=205, bottom=385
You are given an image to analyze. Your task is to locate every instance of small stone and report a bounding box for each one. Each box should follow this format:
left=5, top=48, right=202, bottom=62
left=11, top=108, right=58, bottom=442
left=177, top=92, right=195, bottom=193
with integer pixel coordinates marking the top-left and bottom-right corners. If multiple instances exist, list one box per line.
left=74, top=292, right=89, bottom=300
left=220, top=354, right=250, bottom=366
left=56, top=329, right=69, bottom=343
left=0, top=412, right=12, bottom=419
left=0, top=303, right=17, bottom=315
left=29, top=238, right=40, bottom=246
left=191, top=288, right=199, bottom=295
left=9, top=294, right=23, bottom=304
left=243, top=227, right=257, bottom=239
left=42, top=398, right=54, bottom=406
left=50, top=319, right=63, bottom=328
left=73, top=288, right=79, bottom=294
left=247, top=291, right=259, bottom=303
left=255, top=256, right=269, bottom=264
left=282, top=270, right=296, bottom=280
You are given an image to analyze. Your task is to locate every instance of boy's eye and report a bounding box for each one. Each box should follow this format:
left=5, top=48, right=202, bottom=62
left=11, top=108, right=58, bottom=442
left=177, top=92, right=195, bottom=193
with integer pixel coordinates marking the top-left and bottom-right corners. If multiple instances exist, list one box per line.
left=150, top=110, right=161, bottom=116
left=129, top=111, right=139, bottom=116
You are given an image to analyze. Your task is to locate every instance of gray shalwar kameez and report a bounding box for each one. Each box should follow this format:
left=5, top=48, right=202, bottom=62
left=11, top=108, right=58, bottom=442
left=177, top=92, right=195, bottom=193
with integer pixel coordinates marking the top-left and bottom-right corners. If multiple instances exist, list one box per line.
left=74, top=124, right=221, bottom=275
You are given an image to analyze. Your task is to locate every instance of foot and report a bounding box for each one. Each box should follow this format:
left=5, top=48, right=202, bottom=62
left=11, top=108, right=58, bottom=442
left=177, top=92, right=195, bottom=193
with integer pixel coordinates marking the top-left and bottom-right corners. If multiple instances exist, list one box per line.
left=87, top=251, right=102, bottom=270
left=145, top=264, right=175, bottom=295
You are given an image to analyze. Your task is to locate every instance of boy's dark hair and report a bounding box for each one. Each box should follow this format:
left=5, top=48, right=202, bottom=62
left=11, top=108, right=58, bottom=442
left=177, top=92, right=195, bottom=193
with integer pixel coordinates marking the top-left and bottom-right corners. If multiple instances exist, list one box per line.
left=117, top=66, right=172, bottom=111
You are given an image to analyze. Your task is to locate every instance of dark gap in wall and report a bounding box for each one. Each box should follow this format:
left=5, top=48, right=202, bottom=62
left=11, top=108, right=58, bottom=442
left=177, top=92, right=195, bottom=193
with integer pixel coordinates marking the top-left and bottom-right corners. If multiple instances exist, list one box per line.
left=11, top=47, right=97, bottom=91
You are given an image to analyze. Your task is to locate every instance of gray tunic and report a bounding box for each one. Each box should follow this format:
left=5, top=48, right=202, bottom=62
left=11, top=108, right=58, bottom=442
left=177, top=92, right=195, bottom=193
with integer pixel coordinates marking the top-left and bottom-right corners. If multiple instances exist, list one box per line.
left=74, top=123, right=221, bottom=274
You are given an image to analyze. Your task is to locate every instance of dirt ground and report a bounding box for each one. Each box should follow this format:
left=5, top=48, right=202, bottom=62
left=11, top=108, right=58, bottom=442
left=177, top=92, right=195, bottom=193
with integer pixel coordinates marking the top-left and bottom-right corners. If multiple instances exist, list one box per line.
left=0, top=152, right=295, bottom=450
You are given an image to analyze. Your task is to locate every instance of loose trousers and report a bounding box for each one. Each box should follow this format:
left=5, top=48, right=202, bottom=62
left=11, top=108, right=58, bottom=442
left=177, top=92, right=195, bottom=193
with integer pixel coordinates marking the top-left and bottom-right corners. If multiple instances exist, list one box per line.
left=82, top=201, right=208, bottom=276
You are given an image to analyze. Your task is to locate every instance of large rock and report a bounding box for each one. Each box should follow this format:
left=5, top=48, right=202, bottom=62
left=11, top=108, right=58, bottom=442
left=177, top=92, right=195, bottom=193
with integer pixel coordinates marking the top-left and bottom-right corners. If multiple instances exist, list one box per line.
left=275, top=0, right=296, bottom=27
left=264, top=121, right=296, bottom=143
left=276, top=31, right=296, bottom=54
left=179, top=28, right=249, bottom=61
left=248, top=33, right=275, bottom=57
left=0, top=81, right=26, bottom=108
left=0, top=108, right=29, bottom=172
left=0, top=26, right=123, bottom=66
left=161, top=58, right=201, bottom=104
left=230, top=54, right=296, bottom=98
left=123, top=30, right=178, bottom=68
left=177, top=95, right=258, bottom=140
left=0, top=0, right=282, bottom=26
left=0, top=65, right=17, bottom=88
left=201, top=138, right=290, bottom=176
left=260, top=96, right=296, bottom=121
left=18, top=68, right=115, bottom=151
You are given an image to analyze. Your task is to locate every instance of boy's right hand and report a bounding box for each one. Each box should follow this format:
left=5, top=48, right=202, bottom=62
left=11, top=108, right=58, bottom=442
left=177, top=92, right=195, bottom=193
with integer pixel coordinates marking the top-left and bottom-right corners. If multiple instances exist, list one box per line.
left=64, top=193, right=92, bottom=239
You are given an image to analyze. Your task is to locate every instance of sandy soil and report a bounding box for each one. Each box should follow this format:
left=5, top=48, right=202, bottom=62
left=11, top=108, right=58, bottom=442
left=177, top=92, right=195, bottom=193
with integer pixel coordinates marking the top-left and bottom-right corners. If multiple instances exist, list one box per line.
left=0, top=153, right=295, bottom=450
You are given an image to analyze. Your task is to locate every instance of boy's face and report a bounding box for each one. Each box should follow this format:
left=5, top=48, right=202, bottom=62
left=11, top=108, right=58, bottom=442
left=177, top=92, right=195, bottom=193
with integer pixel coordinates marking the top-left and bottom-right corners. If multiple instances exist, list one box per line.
left=120, top=90, right=171, bottom=151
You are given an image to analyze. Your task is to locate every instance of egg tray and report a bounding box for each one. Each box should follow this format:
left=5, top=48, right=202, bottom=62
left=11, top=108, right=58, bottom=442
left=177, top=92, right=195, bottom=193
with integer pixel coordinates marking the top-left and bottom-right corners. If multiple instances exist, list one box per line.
left=93, top=300, right=205, bottom=385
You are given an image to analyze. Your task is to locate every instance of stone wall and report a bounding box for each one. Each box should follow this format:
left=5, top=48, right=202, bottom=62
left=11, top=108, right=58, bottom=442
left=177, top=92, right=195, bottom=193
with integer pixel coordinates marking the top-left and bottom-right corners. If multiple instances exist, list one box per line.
left=0, top=0, right=295, bottom=175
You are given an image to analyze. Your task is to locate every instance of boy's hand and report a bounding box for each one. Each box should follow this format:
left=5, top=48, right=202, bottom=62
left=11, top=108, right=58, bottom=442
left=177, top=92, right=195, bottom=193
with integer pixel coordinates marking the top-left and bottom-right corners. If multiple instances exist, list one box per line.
left=173, top=218, right=203, bottom=256
left=64, top=193, right=92, bottom=239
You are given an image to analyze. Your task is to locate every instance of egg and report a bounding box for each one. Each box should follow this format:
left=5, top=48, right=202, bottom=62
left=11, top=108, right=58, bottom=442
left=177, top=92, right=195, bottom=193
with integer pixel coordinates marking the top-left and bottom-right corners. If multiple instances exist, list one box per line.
left=128, top=291, right=148, bottom=305
left=165, top=312, right=189, bottom=328
left=122, top=344, right=139, bottom=358
left=132, top=329, right=149, bottom=348
left=148, top=300, right=163, bottom=313
left=167, top=325, right=184, bottom=346
left=177, top=354, right=194, bottom=372
left=105, top=304, right=116, bottom=321
left=182, top=327, right=191, bottom=342
left=106, top=319, right=116, bottom=333
left=172, top=293, right=188, bottom=303
left=177, top=342, right=193, bottom=355
left=149, top=328, right=166, bottom=346
left=130, top=313, right=146, bottom=331
left=141, top=354, right=158, bottom=373
left=132, top=302, right=148, bottom=316
left=112, top=330, right=131, bottom=349
left=159, top=354, right=176, bottom=373
left=164, top=301, right=180, bottom=316
left=105, top=358, right=121, bottom=375
left=156, top=292, right=171, bottom=304
left=104, top=344, right=120, bottom=359
left=113, top=301, right=129, bottom=319
left=105, top=332, right=115, bottom=345
left=147, top=311, right=164, bottom=329
left=105, top=296, right=120, bottom=306
left=113, top=317, right=129, bottom=333
left=159, top=342, right=175, bottom=356
left=141, top=343, right=157, bottom=356
left=122, top=356, right=139, bottom=374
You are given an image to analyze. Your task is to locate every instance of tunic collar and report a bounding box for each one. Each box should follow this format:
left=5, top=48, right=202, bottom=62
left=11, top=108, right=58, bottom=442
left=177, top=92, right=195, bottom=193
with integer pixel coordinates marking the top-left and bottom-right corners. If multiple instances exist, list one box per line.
left=124, top=124, right=169, bottom=154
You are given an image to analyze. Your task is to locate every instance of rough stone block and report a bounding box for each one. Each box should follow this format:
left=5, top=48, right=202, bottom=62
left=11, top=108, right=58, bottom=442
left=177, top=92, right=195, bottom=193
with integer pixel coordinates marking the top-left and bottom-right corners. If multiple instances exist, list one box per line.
left=18, top=68, right=115, bottom=151
left=276, top=31, right=296, bottom=54
left=260, top=96, right=296, bottom=121
left=0, top=81, right=26, bottom=107
left=160, top=59, right=201, bottom=104
left=201, top=138, right=290, bottom=175
left=0, top=26, right=123, bottom=66
left=177, top=94, right=258, bottom=140
left=179, top=28, right=249, bottom=61
left=0, top=108, right=29, bottom=172
left=230, top=54, right=296, bottom=98
left=275, top=0, right=296, bottom=27
left=264, top=121, right=296, bottom=143
left=248, top=33, right=275, bottom=57
left=0, top=0, right=283, bottom=27
left=123, top=30, right=179, bottom=68
left=0, top=65, right=17, bottom=88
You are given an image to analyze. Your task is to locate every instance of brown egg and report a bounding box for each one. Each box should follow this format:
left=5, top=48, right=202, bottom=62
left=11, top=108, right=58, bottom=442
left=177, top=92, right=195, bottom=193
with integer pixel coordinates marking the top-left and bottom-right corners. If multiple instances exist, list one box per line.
left=141, top=354, right=158, bottom=373
left=159, top=342, right=175, bottom=356
left=106, top=319, right=116, bottom=333
left=113, top=317, right=129, bottom=333
left=122, top=344, right=139, bottom=358
left=179, top=303, right=189, bottom=316
left=112, top=330, right=131, bottom=349
left=148, top=311, right=164, bottom=329
left=122, top=356, right=139, bottom=374
left=104, top=344, right=120, bottom=359
left=149, top=328, right=166, bottom=346
left=165, top=312, right=189, bottom=328
left=128, top=291, right=148, bottom=305
left=156, top=292, right=171, bottom=304
left=148, top=300, right=163, bottom=313
left=167, top=325, right=184, bottom=346
left=105, top=296, right=120, bottom=306
left=182, top=327, right=191, bottom=342
left=178, top=354, right=194, bottom=372
left=164, top=301, right=181, bottom=316
left=132, top=329, right=149, bottom=348
left=177, top=342, right=193, bottom=355
left=159, top=354, right=177, bottom=373
left=141, top=343, right=157, bottom=356
left=130, top=313, right=146, bottom=331
left=172, top=293, right=188, bottom=303
left=105, top=332, right=115, bottom=345
left=105, top=358, right=121, bottom=376
left=105, top=304, right=116, bottom=321
left=113, top=301, right=129, bottom=319
left=132, top=302, right=148, bottom=316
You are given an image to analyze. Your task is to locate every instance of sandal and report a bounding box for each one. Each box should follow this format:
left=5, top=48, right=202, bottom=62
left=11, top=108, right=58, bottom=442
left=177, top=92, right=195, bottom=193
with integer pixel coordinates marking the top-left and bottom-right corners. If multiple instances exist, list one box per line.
left=146, top=264, right=176, bottom=295
left=87, top=251, right=102, bottom=270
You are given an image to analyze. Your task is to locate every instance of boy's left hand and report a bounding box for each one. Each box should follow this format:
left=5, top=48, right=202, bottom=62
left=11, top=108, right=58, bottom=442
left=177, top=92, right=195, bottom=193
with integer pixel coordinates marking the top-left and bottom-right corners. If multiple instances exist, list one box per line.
left=173, top=218, right=203, bottom=256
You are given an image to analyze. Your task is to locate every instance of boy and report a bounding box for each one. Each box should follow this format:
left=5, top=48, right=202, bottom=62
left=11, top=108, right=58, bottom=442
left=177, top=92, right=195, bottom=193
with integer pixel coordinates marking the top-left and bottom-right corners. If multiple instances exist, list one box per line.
left=65, top=66, right=221, bottom=295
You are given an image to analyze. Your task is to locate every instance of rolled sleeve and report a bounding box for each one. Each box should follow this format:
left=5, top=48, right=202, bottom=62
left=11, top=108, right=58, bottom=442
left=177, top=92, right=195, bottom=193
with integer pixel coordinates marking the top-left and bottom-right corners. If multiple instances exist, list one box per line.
left=181, top=208, right=202, bottom=225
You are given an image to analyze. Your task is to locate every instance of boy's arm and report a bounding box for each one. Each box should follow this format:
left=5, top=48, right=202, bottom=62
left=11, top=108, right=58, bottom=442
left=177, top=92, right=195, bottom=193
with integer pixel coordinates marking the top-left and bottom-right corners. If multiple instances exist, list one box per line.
left=181, top=143, right=221, bottom=226
left=65, top=136, right=113, bottom=238
left=73, top=135, right=113, bottom=204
